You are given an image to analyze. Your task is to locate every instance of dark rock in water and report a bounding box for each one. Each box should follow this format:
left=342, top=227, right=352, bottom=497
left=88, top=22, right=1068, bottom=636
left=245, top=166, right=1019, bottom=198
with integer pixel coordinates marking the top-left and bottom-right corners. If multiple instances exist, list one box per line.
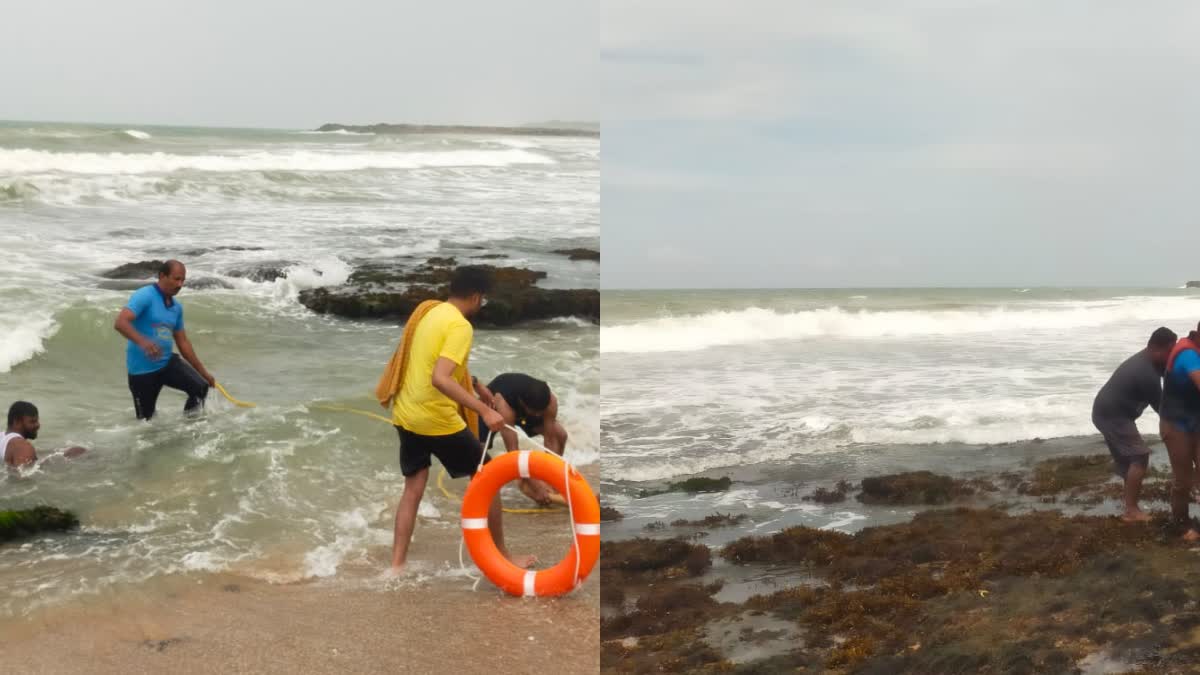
left=669, top=476, right=732, bottom=493
left=638, top=476, right=733, bottom=498
left=101, top=260, right=164, bottom=279
left=475, top=254, right=508, bottom=260
left=600, top=505, right=623, bottom=522
left=0, top=506, right=80, bottom=543
left=670, top=512, right=748, bottom=528
left=1187, top=281, right=1200, bottom=288
left=424, top=257, right=457, bottom=268
left=297, top=260, right=597, bottom=326
left=806, top=480, right=853, bottom=504
left=224, top=262, right=296, bottom=283
left=553, top=248, right=600, bottom=262
left=859, top=471, right=970, bottom=505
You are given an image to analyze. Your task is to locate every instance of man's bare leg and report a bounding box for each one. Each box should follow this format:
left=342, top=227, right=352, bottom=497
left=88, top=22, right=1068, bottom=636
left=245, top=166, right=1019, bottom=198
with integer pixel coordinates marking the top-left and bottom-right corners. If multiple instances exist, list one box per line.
left=1122, top=461, right=1151, bottom=522
left=490, top=492, right=537, bottom=568
left=390, top=468, right=430, bottom=573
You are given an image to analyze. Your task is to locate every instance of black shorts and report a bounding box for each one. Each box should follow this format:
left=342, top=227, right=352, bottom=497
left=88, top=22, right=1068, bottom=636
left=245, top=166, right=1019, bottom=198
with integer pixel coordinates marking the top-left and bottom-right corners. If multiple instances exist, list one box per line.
left=396, top=426, right=491, bottom=478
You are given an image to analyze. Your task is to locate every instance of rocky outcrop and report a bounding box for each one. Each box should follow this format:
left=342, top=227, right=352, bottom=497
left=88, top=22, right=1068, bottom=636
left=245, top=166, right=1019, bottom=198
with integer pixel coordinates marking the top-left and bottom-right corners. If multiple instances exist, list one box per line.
left=297, top=258, right=598, bottom=326
left=101, top=260, right=165, bottom=279
left=554, top=248, right=600, bottom=262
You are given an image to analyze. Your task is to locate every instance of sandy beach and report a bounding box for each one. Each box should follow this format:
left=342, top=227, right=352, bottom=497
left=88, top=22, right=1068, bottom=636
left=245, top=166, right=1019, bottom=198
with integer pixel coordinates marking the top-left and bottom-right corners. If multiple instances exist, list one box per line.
left=3, top=498, right=599, bottom=675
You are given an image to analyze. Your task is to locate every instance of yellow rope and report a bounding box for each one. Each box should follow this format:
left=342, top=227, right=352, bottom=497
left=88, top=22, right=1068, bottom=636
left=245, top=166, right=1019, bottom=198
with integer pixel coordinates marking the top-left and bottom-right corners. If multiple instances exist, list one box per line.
left=214, top=382, right=256, bottom=408
left=308, top=403, right=394, bottom=424
left=308, top=402, right=562, bottom=516
left=206, top=389, right=562, bottom=516
left=435, top=466, right=561, bottom=515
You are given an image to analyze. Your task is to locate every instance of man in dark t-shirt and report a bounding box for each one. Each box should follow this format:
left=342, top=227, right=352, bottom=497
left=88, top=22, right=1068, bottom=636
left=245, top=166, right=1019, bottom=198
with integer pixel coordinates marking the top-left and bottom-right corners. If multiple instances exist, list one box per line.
left=474, top=373, right=569, bottom=506
left=1092, top=326, right=1177, bottom=522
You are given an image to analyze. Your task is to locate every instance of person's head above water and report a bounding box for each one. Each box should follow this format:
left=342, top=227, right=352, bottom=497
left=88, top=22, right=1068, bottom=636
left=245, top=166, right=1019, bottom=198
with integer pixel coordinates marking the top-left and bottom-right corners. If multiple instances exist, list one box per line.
left=156, top=260, right=186, bottom=298
left=1149, top=326, right=1180, bottom=371
left=447, top=266, right=493, bottom=318
left=517, top=379, right=552, bottom=415
left=7, top=401, right=39, bottom=440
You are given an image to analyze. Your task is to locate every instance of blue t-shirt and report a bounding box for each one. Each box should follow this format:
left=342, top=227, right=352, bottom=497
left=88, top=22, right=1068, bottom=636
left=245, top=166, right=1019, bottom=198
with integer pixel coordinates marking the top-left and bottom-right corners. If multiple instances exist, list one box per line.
left=124, top=285, right=184, bottom=375
left=1172, top=350, right=1200, bottom=383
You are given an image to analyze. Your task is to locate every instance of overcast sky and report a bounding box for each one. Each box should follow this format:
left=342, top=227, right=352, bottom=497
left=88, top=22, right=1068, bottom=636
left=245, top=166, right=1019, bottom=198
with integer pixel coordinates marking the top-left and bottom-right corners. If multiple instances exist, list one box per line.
left=603, top=1, right=1200, bottom=289
left=0, top=0, right=596, bottom=129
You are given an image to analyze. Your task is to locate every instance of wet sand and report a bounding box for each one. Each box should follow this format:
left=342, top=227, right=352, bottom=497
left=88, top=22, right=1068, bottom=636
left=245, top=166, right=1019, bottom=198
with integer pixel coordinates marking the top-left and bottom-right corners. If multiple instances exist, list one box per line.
left=2, top=471, right=600, bottom=674
left=3, top=572, right=598, bottom=674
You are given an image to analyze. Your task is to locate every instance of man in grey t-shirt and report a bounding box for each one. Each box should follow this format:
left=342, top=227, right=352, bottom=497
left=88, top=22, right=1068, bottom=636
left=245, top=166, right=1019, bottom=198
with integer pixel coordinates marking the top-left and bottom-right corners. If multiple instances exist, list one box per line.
left=1092, top=326, right=1177, bottom=521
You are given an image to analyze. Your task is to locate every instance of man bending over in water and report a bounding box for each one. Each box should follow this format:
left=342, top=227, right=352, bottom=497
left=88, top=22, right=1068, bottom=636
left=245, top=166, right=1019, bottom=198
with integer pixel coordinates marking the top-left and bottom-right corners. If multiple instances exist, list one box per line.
left=3, top=401, right=86, bottom=468
left=475, top=373, right=569, bottom=507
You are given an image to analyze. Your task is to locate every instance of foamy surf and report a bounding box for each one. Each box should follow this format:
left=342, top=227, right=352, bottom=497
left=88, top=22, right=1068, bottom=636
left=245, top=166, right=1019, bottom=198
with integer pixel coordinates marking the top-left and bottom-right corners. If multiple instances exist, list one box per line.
left=0, top=147, right=556, bottom=175
left=601, top=296, right=1200, bottom=354
left=0, top=313, right=58, bottom=373
left=0, top=119, right=598, bottom=620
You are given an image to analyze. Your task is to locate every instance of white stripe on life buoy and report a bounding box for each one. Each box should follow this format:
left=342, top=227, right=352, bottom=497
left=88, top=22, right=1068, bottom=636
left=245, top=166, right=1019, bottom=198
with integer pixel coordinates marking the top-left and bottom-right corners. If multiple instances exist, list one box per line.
left=462, top=518, right=489, bottom=530
left=574, top=523, right=600, bottom=536
left=518, top=451, right=531, bottom=478
left=523, top=570, right=537, bottom=597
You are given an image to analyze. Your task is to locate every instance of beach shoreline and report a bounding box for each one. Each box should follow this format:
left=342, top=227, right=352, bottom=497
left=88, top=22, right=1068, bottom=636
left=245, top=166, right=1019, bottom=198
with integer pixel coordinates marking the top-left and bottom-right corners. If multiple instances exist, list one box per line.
left=3, top=568, right=598, bottom=674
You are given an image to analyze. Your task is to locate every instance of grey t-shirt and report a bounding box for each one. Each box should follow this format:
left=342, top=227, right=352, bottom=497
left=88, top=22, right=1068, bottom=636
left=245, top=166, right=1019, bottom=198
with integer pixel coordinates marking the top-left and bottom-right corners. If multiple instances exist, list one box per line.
left=1092, top=349, right=1162, bottom=422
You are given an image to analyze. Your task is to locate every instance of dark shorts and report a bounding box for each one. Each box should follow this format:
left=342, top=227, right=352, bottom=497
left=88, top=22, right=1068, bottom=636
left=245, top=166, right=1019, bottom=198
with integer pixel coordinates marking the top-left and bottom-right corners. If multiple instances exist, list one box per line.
left=482, top=416, right=544, bottom=450
left=128, top=354, right=209, bottom=421
left=1094, top=415, right=1151, bottom=479
left=396, top=426, right=491, bottom=478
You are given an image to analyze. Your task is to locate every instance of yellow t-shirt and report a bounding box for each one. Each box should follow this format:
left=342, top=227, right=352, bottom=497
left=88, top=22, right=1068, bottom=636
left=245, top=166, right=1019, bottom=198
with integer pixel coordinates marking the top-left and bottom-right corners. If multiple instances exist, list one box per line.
left=391, top=302, right=473, bottom=435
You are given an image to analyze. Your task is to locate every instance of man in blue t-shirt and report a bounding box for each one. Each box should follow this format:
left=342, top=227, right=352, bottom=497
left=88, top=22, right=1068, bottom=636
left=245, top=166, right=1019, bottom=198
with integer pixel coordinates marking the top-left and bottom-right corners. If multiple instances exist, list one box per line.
left=113, top=260, right=216, bottom=420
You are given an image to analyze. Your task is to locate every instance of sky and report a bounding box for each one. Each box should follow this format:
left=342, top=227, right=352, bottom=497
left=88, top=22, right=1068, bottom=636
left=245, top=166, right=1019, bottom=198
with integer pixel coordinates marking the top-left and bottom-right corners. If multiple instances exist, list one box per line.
left=0, top=0, right=596, bottom=129
left=603, top=1, right=1200, bottom=288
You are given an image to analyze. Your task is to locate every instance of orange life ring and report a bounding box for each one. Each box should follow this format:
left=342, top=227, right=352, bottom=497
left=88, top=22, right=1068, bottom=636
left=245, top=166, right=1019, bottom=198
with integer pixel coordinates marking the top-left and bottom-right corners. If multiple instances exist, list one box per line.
left=461, top=450, right=600, bottom=596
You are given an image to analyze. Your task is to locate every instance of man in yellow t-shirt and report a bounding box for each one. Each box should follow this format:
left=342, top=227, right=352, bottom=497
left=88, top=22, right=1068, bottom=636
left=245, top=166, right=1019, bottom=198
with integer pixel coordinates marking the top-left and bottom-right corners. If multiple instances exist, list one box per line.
left=389, top=267, right=535, bottom=573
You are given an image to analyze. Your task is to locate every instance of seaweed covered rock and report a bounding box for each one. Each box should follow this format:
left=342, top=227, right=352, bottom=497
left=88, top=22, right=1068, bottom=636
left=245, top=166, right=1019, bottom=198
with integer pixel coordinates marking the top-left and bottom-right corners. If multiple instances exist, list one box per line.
left=553, top=248, right=600, bottom=261
left=859, top=471, right=972, bottom=505
left=0, top=506, right=80, bottom=543
left=639, top=476, right=733, bottom=498
left=602, top=537, right=711, bottom=581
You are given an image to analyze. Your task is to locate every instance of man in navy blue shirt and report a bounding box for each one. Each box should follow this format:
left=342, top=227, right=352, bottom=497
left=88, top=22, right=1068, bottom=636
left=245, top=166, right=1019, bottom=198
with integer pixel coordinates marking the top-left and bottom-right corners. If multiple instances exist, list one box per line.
left=113, top=260, right=216, bottom=420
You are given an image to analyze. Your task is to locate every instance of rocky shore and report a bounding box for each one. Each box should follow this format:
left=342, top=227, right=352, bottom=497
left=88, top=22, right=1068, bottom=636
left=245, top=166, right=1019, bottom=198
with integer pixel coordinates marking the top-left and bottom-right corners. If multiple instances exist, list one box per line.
left=602, top=455, right=1200, bottom=674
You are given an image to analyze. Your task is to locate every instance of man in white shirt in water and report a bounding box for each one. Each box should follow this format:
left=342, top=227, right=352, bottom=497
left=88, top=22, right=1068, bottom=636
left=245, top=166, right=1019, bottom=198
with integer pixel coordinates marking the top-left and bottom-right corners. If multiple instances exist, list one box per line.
left=2, top=401, right=86, bottom=468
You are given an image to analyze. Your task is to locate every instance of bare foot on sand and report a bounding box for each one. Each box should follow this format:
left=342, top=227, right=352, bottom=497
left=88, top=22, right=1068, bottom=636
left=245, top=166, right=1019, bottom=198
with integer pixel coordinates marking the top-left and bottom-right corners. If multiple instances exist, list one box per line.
left=519, top=480, right=555, bottom=507
left=1183, top=529, right=1200, bottom=543
left=1121, top=510, right=1152, bottom=523
left=384, top=564, right=406, bottom=579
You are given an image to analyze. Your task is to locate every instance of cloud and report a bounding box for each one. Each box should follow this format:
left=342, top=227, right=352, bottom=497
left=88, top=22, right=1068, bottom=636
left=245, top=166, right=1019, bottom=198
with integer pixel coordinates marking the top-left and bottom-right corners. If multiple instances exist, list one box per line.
left=603, top=1, right=1200, bottom=288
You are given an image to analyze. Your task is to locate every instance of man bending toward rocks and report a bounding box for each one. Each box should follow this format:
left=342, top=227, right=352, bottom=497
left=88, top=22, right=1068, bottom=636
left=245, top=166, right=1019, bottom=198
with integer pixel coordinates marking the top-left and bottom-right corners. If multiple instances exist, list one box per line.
left=1092, top=327, right=1176, bottom=522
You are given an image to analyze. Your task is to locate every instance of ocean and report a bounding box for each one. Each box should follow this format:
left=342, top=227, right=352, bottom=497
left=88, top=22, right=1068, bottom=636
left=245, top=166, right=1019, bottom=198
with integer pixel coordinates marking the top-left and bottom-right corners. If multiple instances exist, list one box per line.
left=601, top=288, right=1200, bottom=543
left=0, top=120, right=598, bottom=617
